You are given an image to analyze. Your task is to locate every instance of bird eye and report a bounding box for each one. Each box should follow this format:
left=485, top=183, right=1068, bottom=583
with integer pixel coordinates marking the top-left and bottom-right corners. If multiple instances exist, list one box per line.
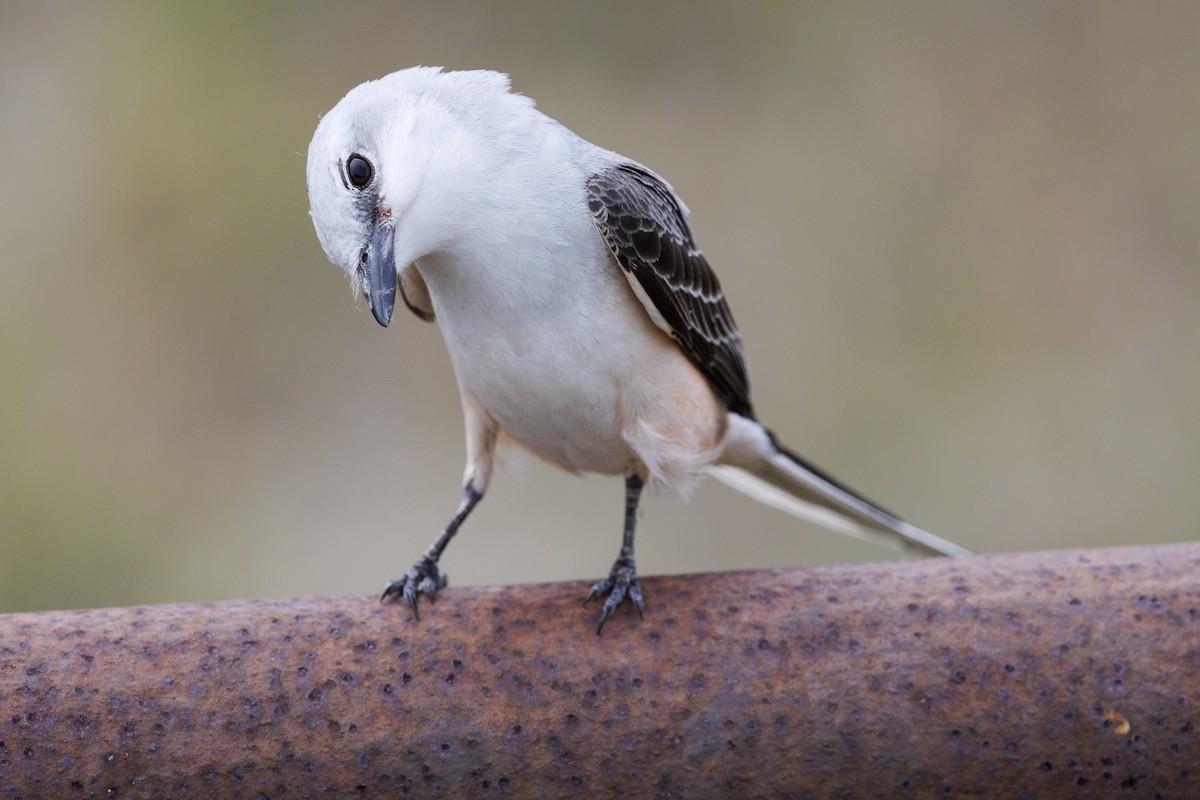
left=346, top=154, right=373, bottom=189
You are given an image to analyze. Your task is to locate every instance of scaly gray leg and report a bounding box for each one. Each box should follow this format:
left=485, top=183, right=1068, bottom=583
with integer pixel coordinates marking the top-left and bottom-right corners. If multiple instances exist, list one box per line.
left=585, top=473, right=646, bottom=633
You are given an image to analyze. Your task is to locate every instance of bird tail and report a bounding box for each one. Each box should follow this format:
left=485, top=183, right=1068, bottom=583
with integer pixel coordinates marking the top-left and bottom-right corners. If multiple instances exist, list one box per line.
left=710, top=431, right=970, bottom=557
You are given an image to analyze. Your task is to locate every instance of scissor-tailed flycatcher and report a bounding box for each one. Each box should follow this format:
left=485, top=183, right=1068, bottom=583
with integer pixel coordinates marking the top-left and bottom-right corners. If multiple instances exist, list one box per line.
left=307, top=67, right=969, bottom=632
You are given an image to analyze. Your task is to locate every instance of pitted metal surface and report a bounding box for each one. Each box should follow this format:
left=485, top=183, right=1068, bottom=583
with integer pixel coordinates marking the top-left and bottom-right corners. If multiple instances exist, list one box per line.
left=1, top=544, right=1197, bottom=798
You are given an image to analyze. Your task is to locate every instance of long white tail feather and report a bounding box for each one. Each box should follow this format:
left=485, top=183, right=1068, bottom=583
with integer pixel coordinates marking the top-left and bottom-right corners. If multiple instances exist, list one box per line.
left=710, top=447, right=971, bottom=557
left=709, top=466, right=918, bottom=551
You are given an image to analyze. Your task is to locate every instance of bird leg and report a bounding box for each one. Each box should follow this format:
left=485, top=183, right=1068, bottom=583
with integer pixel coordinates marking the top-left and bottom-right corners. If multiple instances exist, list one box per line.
left=381, top=483, right=482, bottom=616
left=382, top=392, right=496, bottom=618
left=586, top=472, right=646, bottom=633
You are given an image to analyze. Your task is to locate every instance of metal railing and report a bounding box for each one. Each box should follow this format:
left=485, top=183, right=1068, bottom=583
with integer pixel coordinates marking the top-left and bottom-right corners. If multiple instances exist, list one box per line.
left=2, top=543, right=1196, bottom=798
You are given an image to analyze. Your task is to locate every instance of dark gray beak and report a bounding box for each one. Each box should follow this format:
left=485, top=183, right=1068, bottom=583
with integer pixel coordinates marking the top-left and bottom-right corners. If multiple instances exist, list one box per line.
left=360, top=218, right=397, bottom=327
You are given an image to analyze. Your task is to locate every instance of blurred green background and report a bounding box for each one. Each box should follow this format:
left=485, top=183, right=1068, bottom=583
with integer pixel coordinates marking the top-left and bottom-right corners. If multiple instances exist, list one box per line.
left=2, top=2, right=1197, bottom=613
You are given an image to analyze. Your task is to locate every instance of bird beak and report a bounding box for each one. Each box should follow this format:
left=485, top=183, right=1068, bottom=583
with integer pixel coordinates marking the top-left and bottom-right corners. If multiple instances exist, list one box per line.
left=360, top=217, right=397, bottom=327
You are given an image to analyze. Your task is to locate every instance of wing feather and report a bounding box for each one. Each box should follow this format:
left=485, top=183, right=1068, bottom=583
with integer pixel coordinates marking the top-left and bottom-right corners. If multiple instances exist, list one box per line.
left=587, top=164, right=754, bottom=418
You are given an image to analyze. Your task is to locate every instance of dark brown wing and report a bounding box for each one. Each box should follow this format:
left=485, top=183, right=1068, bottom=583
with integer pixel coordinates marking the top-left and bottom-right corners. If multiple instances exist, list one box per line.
left=587, top=164, right=754, bottom=418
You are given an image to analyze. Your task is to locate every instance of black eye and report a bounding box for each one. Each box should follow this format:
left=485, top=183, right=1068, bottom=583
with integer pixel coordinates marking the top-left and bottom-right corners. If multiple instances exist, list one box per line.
left=346, top=154, right=373, bottom=189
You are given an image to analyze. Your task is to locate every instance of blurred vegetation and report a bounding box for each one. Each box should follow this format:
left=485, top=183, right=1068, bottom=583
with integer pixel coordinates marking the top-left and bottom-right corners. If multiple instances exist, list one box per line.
left=2, top=2, right=1197, bottom=612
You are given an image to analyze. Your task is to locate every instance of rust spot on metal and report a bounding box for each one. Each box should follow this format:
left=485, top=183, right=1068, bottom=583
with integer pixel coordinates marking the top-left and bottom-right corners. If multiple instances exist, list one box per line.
left=1105, top=709, right=1133, bottom=736
left=0, top=544, right=1197, bottom=797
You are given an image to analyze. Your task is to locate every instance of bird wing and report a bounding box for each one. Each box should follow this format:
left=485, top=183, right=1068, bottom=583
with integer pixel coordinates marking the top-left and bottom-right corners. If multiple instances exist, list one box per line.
left=587, top=164, right=754, bottom=418
left=399, top=263, right=435, bottom=322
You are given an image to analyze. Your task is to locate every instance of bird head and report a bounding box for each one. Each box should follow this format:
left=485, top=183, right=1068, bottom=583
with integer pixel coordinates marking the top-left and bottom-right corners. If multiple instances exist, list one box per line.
left=306, top=66, right=533, bottom=327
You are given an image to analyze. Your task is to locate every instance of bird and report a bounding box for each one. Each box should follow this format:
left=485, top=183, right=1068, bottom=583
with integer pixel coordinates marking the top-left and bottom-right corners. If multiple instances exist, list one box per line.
left=306, top=66, right=970, bottom=633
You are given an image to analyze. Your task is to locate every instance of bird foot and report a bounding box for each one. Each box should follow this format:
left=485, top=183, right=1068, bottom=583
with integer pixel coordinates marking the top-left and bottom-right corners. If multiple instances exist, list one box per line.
left=381, top=555, right=448, bottom=619
left=585, top=555, right=644, bottom=634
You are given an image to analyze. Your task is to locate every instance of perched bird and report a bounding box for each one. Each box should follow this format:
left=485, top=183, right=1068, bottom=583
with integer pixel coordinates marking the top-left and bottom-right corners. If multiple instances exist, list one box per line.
left=306, top=67, right=969, bottom=632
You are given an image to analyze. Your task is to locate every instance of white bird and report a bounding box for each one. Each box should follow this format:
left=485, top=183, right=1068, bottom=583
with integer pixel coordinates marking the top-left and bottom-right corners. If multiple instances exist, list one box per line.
left=306, top=67, right=969, bottom=632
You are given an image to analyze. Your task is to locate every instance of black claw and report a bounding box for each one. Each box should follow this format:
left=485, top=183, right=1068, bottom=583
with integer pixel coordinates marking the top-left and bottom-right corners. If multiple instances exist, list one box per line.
left=585, top=556, right=644, bottom=634
left=381, top=555, right=448, bottom=620
left=628, top=583, right=645, bottom=619
left=583, top=581, right=609, bottom=606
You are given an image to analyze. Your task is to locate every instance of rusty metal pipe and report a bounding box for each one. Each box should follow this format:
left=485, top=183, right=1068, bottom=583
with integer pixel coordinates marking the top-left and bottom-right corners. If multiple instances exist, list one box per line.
left=1, top=543, right=1197, bottom=798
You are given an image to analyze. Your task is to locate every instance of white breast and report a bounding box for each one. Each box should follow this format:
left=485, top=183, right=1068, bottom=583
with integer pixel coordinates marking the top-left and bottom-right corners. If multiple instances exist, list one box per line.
left=417, top=226, right=642, bottom=474
left=409, top=129, right=725, bottom=488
